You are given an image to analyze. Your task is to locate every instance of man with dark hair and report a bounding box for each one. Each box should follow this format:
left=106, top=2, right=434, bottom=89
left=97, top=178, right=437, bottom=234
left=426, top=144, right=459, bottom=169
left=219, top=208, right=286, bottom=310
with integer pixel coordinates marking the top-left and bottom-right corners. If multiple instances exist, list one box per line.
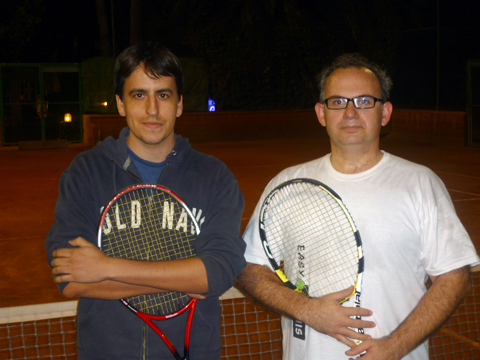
left=235, top=53, right=479, bottom=359
left=46, top=42, right=246, bottom=359
left=113, top=42, right=184, bottom=101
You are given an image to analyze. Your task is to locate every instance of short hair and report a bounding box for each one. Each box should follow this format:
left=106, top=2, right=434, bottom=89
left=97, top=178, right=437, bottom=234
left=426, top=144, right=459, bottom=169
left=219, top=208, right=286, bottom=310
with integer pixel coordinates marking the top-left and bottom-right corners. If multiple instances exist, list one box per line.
left=114, top=42, right=184, bottom=99
left=317, top=53, right=392, bottom=103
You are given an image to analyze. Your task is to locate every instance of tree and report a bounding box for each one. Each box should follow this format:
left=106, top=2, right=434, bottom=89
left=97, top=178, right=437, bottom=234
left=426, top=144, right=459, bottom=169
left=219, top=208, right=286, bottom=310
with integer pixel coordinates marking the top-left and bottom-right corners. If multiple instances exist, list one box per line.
left=173, top=0, right=401, bottom=111
left=0, top=0, right=44, bottom=62
left=94, top=0, right=144, bottom=57
left=130, top=0, right=143, bottom=45
left=173, top=0, right=325, bottom=110
left=95, top=0, right=113, bottom=57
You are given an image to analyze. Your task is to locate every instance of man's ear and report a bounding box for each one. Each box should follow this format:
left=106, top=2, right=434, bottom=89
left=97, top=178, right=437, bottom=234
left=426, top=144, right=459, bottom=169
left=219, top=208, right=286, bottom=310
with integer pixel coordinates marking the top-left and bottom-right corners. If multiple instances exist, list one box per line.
left=381, top=101, right=393, bottom=127
left=116, top=95, right=126, bottom=117
left=315, top=102, right=326, bottom=127
left=176, top=95, right=184, bottom=118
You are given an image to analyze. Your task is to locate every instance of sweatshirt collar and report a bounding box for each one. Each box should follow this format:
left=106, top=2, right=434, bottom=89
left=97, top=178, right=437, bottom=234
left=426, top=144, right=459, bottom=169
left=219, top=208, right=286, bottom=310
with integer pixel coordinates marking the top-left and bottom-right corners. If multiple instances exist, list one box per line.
left=98, top=127, right=191, bottom=173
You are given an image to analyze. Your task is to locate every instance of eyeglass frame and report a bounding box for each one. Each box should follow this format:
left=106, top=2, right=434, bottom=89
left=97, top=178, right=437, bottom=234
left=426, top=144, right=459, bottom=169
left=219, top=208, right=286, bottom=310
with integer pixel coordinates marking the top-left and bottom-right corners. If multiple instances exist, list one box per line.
left=323, top=96, right=384, bottom=110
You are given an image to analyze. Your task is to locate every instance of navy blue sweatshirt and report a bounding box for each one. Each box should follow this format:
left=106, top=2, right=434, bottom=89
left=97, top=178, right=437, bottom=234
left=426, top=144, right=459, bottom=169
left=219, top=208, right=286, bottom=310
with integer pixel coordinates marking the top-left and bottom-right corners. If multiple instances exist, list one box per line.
left=46, top=127, right=246, bottom=359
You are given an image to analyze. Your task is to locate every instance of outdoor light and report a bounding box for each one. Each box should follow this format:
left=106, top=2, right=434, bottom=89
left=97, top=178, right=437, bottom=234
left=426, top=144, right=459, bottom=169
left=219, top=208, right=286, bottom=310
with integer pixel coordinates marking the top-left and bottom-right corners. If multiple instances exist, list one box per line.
left=64, top=113, right=72, bottom=122
left=103, top=102, right=108, bottom=106
left=208, top=98, right=215, bottom=112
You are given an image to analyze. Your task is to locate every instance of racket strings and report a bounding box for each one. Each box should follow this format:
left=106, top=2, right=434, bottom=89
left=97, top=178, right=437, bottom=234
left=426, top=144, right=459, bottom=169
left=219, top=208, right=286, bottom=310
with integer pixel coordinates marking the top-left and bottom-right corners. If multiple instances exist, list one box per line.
left=101, top=187, right=197, bottom=316
left=131, top=292, right=191, bottom=316
left=264, top=182, right=359, bottom=297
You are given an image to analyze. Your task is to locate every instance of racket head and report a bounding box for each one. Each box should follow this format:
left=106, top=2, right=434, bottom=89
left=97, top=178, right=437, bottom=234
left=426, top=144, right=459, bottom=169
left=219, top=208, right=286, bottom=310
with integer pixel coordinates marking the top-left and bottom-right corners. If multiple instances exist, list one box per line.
left=98, top=184, right=200, bottom=316
left=259, top=178, right=364, bottom=301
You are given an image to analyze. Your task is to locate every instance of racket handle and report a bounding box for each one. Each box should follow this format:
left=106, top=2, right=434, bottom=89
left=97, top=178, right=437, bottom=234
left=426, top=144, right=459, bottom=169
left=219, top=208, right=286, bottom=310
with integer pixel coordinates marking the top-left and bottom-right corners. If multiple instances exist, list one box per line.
left=183, top=299, right=197, bottom=360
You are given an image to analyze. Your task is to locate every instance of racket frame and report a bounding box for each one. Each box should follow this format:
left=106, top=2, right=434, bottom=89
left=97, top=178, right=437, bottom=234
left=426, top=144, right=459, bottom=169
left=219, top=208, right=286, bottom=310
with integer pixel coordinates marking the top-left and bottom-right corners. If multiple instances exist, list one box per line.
left=98, top=183, right=200, bottom=360
left=122, top=297, right=197, bottom=360
left=258, top=178, right=365, bottom=343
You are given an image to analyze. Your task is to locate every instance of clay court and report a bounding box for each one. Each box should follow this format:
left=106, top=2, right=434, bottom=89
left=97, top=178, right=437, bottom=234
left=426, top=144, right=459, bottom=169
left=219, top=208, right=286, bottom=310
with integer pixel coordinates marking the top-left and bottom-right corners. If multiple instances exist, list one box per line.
left=0, top=115, right=479, bottom=359
left=0, top=125, right=479, bottom=308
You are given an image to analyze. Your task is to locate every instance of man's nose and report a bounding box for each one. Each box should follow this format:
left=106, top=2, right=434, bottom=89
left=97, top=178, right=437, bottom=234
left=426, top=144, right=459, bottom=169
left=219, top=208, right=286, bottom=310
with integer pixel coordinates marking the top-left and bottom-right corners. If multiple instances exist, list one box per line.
left=146, top=97, right=159, bottom=116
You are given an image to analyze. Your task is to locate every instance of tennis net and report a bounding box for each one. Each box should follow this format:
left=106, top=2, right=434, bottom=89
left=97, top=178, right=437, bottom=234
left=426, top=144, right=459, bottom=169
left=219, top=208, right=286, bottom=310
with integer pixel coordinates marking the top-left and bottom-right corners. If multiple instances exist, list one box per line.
left=0, top=288, right=282, bottom=360
left=0, top=268, right=478, bottom=360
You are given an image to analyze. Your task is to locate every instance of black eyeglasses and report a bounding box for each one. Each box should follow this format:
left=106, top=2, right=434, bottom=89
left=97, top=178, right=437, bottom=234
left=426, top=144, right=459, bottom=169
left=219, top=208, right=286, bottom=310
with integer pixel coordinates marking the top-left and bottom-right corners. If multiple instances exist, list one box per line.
left=324, top=96, right=384, bottom=110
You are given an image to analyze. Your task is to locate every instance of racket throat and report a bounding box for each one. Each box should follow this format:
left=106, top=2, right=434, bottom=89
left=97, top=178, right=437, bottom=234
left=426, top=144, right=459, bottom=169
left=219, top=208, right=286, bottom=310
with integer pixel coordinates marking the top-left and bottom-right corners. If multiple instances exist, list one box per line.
left=144, top=318, right=183, bottom=360
left=134, top=299, right=197, bottom=360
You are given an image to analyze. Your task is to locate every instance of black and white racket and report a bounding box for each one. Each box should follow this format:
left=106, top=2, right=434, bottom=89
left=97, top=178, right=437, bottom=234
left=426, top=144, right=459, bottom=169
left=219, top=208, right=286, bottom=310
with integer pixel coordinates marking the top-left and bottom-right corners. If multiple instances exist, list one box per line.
left=98, top=184, right=200, bottom=360
left=259, top=178, right=365, bottom=344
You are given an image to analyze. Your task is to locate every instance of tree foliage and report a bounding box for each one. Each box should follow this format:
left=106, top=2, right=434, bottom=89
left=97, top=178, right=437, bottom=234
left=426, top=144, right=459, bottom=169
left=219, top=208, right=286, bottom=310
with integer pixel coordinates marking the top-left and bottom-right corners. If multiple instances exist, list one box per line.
left=0, top=0, right=404, bottom=110
left=173, top=0, right=401, bottom=111
left=172, top=0, right=322, bottom=110
left=0, top=0, right=44, bottom=62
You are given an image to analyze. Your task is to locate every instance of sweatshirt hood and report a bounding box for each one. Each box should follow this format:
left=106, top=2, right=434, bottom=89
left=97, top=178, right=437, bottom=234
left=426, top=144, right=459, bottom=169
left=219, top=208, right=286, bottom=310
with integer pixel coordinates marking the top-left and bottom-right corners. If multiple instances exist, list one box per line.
left=97, top=127, right=192, bottom=171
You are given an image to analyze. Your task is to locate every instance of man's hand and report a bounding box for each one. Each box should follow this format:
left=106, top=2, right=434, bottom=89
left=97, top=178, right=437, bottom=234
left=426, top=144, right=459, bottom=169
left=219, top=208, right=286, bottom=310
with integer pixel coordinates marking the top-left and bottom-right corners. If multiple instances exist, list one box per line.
left=345, top=266, right=472, bottom=359
left=303, top=286, right=375, bottom=347
left=235, top=263, right=375, bottom=348
left=345, top=337, right=401, bottom=360
left=51, top=237, right=110, bottom=283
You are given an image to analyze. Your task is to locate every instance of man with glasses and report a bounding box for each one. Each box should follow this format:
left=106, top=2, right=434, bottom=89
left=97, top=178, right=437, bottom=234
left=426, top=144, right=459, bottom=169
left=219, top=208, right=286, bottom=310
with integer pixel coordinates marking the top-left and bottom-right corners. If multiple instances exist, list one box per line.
left=235, top=53, right=479, bottom=359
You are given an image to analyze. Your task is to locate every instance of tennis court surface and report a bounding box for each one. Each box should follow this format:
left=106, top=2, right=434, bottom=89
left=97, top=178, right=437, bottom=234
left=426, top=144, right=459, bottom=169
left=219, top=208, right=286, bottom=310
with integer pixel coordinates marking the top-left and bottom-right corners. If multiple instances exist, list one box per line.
left=0, top=131, right=479, bottom=359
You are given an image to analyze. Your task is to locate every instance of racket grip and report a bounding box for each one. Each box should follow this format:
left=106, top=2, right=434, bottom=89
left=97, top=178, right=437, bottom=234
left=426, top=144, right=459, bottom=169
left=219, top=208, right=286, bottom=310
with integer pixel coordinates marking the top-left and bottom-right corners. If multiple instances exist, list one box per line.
left=183, top=299, right=197, bottom=359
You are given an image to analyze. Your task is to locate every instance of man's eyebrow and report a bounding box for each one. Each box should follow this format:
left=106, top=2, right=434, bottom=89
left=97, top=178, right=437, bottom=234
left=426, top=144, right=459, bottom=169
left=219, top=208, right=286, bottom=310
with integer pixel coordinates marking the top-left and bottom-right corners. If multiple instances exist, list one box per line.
left=128, top=88, right=146, bottom=95
left=128, top=88, right=174, bottom=95
left=155, top=88, right=174, bottom=95
left=327, top=94, right=376, bottom=98
left=356, top=94, right=377, bottom=98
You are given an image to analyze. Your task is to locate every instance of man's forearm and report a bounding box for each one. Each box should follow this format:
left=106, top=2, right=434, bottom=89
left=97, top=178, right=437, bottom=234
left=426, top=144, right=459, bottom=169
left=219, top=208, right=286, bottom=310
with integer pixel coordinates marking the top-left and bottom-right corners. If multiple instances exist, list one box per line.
left=235, top=262, right=309, bottom=320
left=62, top=280, right=166, bottom=299
left=52, top=238, right=209, bottom=295
left=386, top=266, right=471, bottom=357
left=104, top=257, right=209, bottom=295
left=235, top=262, right=375, bottom=346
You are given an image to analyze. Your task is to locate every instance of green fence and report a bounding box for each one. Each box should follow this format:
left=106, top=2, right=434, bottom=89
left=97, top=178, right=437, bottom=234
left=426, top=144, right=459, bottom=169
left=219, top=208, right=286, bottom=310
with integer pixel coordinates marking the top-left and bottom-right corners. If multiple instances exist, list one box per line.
left=0, top=63, right=83, bottom=146
left=0, top=58, right=208, bottom=147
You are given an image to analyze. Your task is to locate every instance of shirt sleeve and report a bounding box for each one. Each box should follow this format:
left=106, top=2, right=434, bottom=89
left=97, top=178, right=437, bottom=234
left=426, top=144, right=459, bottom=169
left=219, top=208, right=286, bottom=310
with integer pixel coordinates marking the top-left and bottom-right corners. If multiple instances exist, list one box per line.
left=420, top=172, right=480, bottom=276
left=195, top=173, right=247, bottom=297
left=45, top=168, right=98, bottom=293
left=243, top=198, right=274, bottom=267
left=242, top=171, right=299, bottom=268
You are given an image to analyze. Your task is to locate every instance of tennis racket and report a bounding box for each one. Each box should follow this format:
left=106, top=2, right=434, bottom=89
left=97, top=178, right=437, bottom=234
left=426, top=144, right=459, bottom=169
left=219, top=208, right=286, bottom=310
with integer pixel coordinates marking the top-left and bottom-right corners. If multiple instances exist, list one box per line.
left=98, top=184, right=200, bottom=360
left=259, top=178, right=365, bottom=344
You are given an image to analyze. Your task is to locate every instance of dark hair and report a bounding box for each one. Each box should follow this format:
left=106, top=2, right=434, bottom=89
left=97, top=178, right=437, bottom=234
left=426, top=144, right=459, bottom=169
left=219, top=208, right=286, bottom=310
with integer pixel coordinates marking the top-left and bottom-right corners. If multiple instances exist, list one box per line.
left=114, top=42, right=184, bottom=99
left=317, top=53, right=392, bottom=103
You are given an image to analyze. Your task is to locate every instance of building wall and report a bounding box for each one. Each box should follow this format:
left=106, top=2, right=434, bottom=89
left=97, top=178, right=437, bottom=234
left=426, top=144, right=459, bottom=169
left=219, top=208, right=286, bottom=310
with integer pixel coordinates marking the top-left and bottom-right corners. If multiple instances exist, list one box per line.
left=82, top=109, right=466, bottom=147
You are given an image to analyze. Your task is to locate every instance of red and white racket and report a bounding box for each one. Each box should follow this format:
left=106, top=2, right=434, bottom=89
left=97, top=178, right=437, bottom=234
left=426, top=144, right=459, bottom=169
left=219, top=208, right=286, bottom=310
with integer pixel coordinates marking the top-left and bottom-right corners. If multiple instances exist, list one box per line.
left=98, top=184, right=200, bottom=360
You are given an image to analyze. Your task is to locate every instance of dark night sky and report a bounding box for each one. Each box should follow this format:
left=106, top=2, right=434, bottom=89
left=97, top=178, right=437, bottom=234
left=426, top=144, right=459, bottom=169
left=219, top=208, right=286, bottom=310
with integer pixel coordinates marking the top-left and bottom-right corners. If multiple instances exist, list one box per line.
left=392, top=0, right=480, bottom=110
left=2, top=0, right=480, bottom=111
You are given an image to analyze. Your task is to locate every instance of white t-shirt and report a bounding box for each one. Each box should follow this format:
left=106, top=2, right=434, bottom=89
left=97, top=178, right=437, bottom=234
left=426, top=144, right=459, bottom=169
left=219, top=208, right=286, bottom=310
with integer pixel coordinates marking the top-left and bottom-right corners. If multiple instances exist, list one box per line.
left=243, top=152, right=480, bottom=360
